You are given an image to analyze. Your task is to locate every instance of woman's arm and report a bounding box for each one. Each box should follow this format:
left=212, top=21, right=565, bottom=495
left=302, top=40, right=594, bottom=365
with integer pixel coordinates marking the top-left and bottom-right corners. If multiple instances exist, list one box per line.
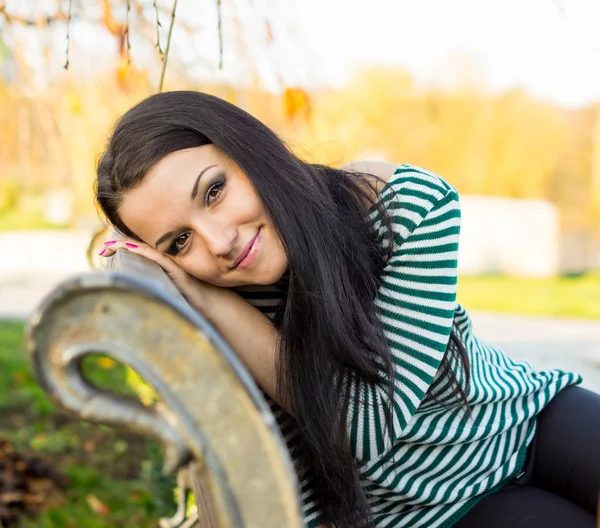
left=198, top=285, right=290, bottom=413
left=99, top=241, right=290, bottom=414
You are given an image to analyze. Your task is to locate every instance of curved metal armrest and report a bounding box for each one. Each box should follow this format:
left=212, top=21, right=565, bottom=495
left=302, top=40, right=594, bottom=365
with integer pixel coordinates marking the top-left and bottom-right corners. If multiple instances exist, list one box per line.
left=26, top=259, right=303, bottom=528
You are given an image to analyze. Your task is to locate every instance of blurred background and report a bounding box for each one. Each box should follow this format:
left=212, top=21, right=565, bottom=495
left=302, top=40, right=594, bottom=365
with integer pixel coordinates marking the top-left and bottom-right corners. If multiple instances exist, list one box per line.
left=0, top=0, right=599, bottom=526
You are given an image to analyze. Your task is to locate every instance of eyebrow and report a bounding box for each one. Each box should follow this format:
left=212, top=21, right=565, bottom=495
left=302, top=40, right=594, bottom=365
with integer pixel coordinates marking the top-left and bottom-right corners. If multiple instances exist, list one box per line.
left=154, top=164, right=218, bottom=248
left=191, top=164, right=218, bottom=200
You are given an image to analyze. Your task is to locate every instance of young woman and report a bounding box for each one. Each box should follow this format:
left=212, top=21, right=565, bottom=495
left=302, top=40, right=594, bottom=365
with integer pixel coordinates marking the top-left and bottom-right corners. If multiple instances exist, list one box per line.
left=96, top=91, right=599, bottom=528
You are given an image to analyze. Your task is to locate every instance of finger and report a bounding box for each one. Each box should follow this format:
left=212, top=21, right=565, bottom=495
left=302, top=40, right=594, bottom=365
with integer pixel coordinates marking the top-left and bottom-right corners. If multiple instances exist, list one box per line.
left=101, top=239, right=189, bottom=283
left=98, top=239, right=142, bottom=255
left=98, top=239, right=120, bottom=257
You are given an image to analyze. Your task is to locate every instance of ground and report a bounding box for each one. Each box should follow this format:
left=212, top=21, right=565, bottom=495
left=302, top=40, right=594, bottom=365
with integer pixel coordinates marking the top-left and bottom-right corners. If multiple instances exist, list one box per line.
left=0, top=320, right=176, bottom=528
left=1, top=273, right=599, bottom=526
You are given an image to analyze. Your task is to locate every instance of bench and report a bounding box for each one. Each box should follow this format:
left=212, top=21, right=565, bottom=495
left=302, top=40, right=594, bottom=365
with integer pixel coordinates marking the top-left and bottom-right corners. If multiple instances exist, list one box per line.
left=25, top=248, right=305, bottom=528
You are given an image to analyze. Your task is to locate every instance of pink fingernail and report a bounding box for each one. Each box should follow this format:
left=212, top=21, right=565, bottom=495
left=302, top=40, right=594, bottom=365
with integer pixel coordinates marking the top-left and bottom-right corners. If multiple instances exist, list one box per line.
left=125, top=243, right=138, bottom=248
left=104, top=240, right=117, bottom=246
left=99, top=248, right=107, bottom=256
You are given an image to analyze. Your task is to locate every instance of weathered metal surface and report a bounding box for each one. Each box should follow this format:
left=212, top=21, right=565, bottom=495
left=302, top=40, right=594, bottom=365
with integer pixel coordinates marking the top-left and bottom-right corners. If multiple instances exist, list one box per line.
left=26, top=252, right=304, bottom=528
left=86, top=226, right=112, bottom=270
left=109, top=250, right=185, bottom=301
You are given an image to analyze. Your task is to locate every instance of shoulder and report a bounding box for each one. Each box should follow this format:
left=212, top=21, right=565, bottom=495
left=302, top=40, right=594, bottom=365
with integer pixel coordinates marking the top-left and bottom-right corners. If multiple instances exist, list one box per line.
left=374, top=164, right=459, bottom=222
left=342, top=160, right=398, bottom=185
left=370, top=165, right=460, bottom=248
left=383, top=164, right=457, bottom=203
left=343, top=161, right=457, bottom=200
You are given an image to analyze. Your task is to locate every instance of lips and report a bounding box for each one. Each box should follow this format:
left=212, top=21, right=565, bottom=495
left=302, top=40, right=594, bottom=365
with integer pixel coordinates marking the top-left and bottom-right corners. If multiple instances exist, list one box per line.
left=232, top=229, right=260, bottom=269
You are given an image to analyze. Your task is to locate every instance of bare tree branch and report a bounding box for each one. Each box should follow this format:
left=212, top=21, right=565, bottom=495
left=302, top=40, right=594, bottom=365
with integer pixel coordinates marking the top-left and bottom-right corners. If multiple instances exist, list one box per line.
left=64, top=0, right=73, bottom=70
left=0, top=2, right=109, bottom=29
left=216, top=0, right=223, bottom=69
left=159, top=0, right=178, bottom=92
left=125, top=0, right=131, bottom=64
left=132, top=1, right=194, bottom=39
left=153, top=0, right=163, bottom=57
left=0, top=2, right=68, bottom=26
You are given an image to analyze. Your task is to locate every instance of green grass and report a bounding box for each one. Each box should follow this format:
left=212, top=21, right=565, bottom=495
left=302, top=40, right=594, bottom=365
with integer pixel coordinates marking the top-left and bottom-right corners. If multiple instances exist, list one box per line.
left=0, top=320, right=175, bottom=527
left=458, top=273, right=600, bottom=319
left=1, top=273, right=596, bottom=524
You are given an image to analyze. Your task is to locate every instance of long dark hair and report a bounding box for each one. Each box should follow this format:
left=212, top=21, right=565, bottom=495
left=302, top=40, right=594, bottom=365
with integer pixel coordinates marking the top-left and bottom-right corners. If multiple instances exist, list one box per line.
left=96, top=91, right=469, bottom=527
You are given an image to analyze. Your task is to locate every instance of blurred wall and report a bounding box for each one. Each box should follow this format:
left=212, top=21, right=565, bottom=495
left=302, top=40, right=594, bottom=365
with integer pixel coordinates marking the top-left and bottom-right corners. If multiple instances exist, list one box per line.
left=0, top=196, right=566, bottom=282
left=458, top=196, right=560, bottom=277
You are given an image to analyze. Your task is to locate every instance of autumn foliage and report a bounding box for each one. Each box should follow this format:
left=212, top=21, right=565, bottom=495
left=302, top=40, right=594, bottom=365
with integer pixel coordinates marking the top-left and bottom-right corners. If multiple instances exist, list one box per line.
left=0, top=65, right=599, bottom=240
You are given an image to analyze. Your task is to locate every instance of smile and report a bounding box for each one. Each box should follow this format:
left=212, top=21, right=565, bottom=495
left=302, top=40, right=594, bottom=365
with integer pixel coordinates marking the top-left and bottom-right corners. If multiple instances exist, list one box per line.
left=233, top=228, right=262, bottom=270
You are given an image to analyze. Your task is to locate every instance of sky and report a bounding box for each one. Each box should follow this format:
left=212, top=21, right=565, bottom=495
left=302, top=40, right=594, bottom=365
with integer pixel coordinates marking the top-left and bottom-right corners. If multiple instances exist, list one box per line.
left=4, top=0, right=600, bottom=108
left=289, top=0, right=600, bottom=108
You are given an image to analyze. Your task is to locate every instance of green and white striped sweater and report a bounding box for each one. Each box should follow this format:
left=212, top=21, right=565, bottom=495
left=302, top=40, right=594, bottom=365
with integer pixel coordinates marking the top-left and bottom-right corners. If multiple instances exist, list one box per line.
left=234, top=165, right=582, bottom=528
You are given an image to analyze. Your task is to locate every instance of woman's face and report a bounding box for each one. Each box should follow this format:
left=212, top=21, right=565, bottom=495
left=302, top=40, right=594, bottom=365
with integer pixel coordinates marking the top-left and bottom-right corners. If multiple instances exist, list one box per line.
left=118, top=145, right=289, bottom=288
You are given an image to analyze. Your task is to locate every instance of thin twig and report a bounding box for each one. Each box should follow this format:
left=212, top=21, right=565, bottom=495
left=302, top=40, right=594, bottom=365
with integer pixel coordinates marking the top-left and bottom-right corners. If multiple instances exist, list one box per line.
left=1, top=2, right=67, bottom=25
left=216, top=0, right=223, bottom=69
left=158, top=0, right=177, bottom=92
left=64, top=0, right=73, bottom=69
left=153, top=0, right=163, bottom=57
left=125, top=0, right=131, bottom=64
left=0, top=3, right=94, bottom=27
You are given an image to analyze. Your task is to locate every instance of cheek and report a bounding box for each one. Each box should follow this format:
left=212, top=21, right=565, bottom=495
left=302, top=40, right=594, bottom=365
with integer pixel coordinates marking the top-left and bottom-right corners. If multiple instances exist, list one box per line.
left=233, top=198, right=262, bottom=222
left=234, top=183, right=265, bottom=218
left=265, top=228, right=288, bottom=269
left=178, top=251, right=218, bottom=283
left=268, top=227, right=285, bottom=255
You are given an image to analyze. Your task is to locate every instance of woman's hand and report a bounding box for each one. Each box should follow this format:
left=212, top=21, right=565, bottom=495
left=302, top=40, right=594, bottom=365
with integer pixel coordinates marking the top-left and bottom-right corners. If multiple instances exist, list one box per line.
left=100, top=240, right=288, bottom=413
left=99, top=238, right=215, bottom=313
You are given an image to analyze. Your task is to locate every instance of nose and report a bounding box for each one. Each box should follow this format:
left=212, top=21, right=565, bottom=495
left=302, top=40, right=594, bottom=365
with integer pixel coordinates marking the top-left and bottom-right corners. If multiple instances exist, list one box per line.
left=196, top=220, right=237, bottom=260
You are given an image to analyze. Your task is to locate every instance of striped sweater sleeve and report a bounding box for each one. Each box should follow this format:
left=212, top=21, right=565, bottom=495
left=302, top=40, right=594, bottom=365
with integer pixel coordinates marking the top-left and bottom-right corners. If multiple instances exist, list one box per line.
left=346, top=165, right=461, bottom=462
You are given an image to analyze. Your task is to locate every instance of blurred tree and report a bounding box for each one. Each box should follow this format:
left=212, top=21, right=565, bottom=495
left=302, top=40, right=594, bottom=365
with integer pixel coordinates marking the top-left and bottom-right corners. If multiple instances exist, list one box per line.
left=290, top=66, right=598, bottom=237
left=0, top=0, right=309, bottom=226
left=0, top=4, right=598, bottom=241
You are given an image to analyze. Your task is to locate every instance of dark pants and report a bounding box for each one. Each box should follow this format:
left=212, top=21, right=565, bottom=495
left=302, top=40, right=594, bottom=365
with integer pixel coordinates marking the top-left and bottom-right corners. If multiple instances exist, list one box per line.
left=454, top=386, right=600, bottom=527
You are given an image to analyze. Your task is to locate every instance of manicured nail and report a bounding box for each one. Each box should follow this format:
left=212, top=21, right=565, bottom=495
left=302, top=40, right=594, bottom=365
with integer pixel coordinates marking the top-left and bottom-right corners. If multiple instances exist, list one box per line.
left=99, top=248, right=107, bottom=256
left=104, top=240, right=117, bottom=246
left=125, top=243, right=138, bottom=248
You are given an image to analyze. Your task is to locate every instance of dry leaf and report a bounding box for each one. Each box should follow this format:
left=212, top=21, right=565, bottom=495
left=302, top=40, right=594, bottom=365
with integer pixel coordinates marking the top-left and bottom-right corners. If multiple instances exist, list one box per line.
left=86, top=494, right=110, bottom=516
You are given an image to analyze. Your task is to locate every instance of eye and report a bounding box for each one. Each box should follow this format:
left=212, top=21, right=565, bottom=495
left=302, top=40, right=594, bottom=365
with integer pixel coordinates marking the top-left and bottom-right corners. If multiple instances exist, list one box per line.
left=168, top=232, right=190, bottom=256
left=204, top=179, right=225, bottom=205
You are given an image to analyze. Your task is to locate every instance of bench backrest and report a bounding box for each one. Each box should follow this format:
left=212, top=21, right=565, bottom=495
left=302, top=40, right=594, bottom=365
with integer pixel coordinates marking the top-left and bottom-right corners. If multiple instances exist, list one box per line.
left=26, top=249, right=303, bottom=528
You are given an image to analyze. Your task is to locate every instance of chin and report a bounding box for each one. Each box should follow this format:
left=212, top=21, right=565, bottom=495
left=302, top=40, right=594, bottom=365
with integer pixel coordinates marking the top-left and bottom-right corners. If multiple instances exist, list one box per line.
left=246, top=259, right=288, bottom=286
left=251, top=270, right=286, bottom=286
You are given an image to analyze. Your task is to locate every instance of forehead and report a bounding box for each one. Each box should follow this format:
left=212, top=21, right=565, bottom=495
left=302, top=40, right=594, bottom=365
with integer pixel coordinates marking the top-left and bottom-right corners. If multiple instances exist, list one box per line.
left=140, top=145, right=222, bottom=192
left=118, top=145, right=223, bottom=243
